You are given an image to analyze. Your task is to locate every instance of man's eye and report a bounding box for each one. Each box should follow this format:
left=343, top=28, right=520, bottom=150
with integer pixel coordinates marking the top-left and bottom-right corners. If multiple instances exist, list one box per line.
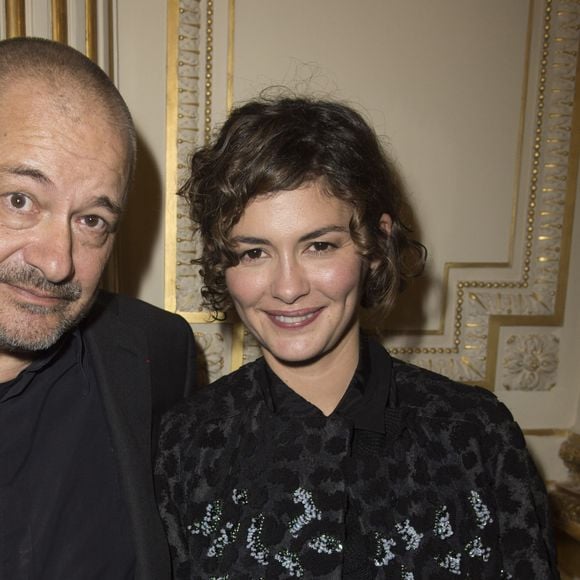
left=9, top=192, right=31, bottom=210
left=82, top=215, right=106, bottom=229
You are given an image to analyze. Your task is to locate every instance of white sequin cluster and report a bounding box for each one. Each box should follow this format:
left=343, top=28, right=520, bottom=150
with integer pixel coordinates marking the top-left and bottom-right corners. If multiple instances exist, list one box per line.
left=207, top=522, right=240, bottom=558
left=466, top=536, right=491, bottom=562
left=188, top=500, right=223, bottom=536
left=400, top=566, right=415, bottom=579
left=232, top=488, right=248, bottom=505
left=469, top=491, right=493, bottom=529
left=274, top=549, right=304, bottom=577
left=373, top=533, right=396, bottom=567
left=395, top=519, right=423, bottom=551
left=307, top=534, right=343, bottom=554
left=438, top=552, right=462, bottom=575
left=433, top=506, right=453, bottom=539
left=289, top=488, right=322, bottom=537
left=247, top=514, right=269, bottom=565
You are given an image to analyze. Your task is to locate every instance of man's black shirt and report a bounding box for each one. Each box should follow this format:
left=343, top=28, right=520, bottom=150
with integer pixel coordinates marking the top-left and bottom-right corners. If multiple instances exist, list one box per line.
left=0, top=330, right=135, bottom=579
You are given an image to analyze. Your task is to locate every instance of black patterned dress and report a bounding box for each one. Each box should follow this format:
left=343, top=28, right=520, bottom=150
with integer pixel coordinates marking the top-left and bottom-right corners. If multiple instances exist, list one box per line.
left=155, top=339, right=559, bottom=579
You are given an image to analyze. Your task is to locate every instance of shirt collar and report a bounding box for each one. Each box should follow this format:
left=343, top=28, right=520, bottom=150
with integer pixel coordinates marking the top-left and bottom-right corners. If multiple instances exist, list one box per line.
left=264, top=335, right=394, bottom=433
left=0, top=329, right=83, bottom=403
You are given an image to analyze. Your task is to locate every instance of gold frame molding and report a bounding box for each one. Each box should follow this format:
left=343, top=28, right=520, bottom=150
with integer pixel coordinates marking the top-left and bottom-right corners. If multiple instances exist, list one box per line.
left=5, top=0, right=25, bottom=37
left=51, top=0, right=67, bottom=43
left=165, top=0, right=580, bottom=392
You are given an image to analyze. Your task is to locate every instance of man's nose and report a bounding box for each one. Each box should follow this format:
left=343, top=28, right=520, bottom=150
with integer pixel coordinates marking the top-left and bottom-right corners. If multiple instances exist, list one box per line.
left=271, top=256, right=310, bottom=304
left=23, top=221, right=75, bottom=284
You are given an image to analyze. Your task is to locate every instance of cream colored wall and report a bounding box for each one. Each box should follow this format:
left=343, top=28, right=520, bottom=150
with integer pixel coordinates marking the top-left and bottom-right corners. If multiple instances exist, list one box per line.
left=115, top=0, right=168, bottom=306
left=162, top=0, right=580, bottom=484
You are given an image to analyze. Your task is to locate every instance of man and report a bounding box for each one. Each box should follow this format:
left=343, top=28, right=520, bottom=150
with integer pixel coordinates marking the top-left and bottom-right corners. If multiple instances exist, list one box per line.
left=0, top=37, right=196, bottom=579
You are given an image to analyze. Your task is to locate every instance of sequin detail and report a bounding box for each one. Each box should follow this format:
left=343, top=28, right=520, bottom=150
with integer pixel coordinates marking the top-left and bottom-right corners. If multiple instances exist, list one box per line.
left=400, top=565, right=415, bottom=580
left=395, top=519, right=423, bottom=551
left=307, top=534, right=343, bottom=554
left=469, top=490, right=493, bottom=529
left=274, top=549, right=304, bottom=577
left=289, top=488, right=321, bottom=537
left=207, top=521, right=240, bottom=558
left=247, top=514, right=269, bottom=565
left=465, top=536, right=491, bottom=562
left=437, top=552, right=462, bottom=575
left=373, top=532, right=396, bottom=567
left=188, top=500, right=223, bottom=536
left=232, top=488, right=248, bottom=505
left=433, top=506, right=453, bottom=539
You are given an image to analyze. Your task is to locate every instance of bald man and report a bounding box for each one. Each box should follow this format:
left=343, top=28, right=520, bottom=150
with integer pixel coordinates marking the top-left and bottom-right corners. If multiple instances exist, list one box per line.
left=0, top=37, right=195, bottom=579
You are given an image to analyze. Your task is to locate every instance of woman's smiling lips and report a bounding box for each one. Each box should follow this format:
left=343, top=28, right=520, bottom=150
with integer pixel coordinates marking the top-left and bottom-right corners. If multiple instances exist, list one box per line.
left=265, top=307, right=323, bottom=328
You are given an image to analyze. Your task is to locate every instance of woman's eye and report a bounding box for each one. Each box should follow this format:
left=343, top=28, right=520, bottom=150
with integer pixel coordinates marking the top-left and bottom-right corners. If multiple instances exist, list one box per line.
left=241, top=248, right=264, bottom=261
left=310, top=241, right=335, bottom=253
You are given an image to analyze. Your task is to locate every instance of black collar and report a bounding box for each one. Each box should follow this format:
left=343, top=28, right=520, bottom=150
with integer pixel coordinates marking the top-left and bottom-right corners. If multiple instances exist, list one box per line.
left=264, top=336, right=394, bottom=434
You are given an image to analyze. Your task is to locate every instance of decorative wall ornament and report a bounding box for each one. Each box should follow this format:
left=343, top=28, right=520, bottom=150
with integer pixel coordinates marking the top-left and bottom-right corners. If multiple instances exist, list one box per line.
left=166, top=0, right=579, bottom=393
left=194, top=329, right=226, bottom=384
left=502, top=333, right=559, bottom=391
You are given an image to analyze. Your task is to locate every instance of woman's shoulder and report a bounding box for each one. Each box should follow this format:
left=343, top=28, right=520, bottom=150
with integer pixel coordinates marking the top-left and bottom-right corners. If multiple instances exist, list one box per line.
left=161, top=357, right=266, bottom=430
left=392, top=357, right=514, bottom=429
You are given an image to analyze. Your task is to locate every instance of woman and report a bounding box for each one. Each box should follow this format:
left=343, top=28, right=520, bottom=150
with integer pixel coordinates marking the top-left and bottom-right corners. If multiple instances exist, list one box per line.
left=156, top=97, right=558, bottom=579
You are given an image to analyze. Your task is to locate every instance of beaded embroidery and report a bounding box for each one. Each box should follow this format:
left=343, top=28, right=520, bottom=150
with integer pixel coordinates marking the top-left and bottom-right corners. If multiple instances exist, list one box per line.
left=465, top=536, right=491, bottom=562
left=289, top=488, right=321, bottom=537
left=274, top=549, right=304, bottom=577
left=437, top=552, right=462, bottom=575
left=469, top=490, right=493, bottom=529
left=433, top=506, right=453, bottom=539
left=373, top=532, right=396, bottom=567
left=232, top=488, right=248, bottom=505
left=247, top=514, right=269, bottom=565
left=207, top=521, right=240, bottom=558
left=188, top=500, right=223, bottom=536
left=307, top=534, right=343, bottom=554
left=395, top=519, right=423, bottom=551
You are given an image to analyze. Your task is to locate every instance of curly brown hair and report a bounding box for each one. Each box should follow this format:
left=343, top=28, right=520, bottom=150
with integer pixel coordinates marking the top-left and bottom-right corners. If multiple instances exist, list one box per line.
left=179, top=96, right=425, bottom=315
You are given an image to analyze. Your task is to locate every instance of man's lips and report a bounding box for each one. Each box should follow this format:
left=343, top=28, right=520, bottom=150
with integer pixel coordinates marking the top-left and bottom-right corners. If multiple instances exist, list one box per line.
left=3, top=282, right=72, bottom=304
left=265, top=307, right=323, bottom=328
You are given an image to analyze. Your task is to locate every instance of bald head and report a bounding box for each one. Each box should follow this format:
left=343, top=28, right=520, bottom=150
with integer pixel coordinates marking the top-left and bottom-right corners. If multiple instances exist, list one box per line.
left=0, top=37, right=136, bottom=193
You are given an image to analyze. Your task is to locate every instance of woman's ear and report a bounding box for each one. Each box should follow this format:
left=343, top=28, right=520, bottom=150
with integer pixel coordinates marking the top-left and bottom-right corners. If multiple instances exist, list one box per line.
left=369, top=213, right=393, bottom=272
left=379, top=213, right=393, bottom=235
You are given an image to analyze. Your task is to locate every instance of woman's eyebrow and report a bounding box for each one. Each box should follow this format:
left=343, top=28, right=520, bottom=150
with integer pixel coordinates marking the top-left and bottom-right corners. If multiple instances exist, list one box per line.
left=299, top=225, right=348, bottom=242
left=231, top=225, right=348, bottom=246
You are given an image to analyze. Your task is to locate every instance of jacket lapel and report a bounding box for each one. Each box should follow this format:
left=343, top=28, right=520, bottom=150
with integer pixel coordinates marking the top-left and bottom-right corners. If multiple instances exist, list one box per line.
left=82, top=296, right=170, bottom=580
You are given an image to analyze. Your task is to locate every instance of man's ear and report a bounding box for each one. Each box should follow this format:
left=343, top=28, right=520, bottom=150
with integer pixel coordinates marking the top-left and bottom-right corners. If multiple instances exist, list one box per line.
left=379, top=213, right=393, bottom=235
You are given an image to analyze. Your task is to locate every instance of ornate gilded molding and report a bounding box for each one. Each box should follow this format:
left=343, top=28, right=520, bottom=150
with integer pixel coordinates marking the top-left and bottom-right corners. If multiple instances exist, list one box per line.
left=85, top=0, right=97, bottom=60
left=5, top=0, right=25, bottom=37
left=167, top=0, right=580, bottom=392
left=51, top=0, right=67, bottom=43
left=387, top=0, right=580, bottom=389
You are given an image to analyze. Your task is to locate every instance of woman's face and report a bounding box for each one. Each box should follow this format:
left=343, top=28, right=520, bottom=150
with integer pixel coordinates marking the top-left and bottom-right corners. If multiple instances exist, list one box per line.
left=225, top=183, right=366, bottom=370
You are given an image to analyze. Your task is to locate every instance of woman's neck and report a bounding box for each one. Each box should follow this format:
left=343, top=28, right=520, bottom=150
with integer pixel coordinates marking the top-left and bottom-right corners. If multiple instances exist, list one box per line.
left=263, top=331, right=360, bottom=416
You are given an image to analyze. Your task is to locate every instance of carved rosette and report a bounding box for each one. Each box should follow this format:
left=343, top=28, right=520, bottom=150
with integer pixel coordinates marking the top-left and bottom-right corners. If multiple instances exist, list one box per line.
left=389, top=0, right=579, bottom=386
left=501, top=332, right=559, bottom=391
